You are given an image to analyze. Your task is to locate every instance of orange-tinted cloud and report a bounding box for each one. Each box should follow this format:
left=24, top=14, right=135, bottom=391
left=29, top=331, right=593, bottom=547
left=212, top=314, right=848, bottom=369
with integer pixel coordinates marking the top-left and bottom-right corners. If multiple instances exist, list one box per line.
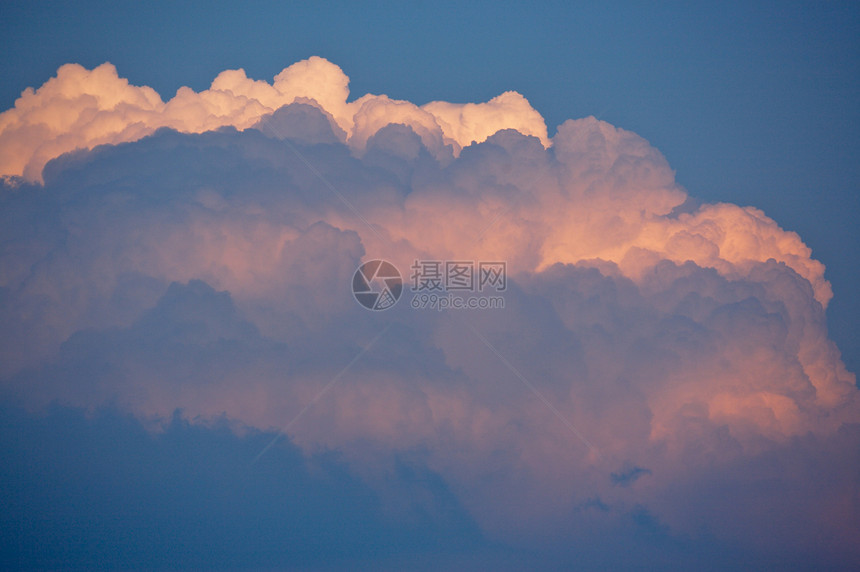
left=1, top=59, right=858, bottom=564
left=0, top=57, right=549, bottom=182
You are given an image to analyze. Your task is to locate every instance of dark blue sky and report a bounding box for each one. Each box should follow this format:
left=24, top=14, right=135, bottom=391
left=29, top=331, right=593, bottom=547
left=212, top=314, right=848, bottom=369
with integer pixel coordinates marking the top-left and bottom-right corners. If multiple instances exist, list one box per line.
left=2, top=0, right=857, bottom=370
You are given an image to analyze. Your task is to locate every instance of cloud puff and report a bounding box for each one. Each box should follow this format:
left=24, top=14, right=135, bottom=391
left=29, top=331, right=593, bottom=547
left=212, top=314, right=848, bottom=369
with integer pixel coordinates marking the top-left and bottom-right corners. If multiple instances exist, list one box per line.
left=1, top=60, right=858, bottom=568
left=0, top=57, right=550, bottom=182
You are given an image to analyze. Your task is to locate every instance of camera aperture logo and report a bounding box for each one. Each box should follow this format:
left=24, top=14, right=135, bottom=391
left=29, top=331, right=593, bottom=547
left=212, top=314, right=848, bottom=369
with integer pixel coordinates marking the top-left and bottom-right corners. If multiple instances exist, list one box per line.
left=352, top=260, right=403, bottom=311
left=352, top=259, right=506, bottom=311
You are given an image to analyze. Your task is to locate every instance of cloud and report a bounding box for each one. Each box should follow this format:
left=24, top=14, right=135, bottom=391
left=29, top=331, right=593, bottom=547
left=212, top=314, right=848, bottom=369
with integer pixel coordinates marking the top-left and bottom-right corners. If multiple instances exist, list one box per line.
left=0, top=59, right=858, bottom=568
left=0, top=57, right=549, bottom=182
left=0, top=403, right=487, bottom=570
left=611, top=465, right=652, bottom=487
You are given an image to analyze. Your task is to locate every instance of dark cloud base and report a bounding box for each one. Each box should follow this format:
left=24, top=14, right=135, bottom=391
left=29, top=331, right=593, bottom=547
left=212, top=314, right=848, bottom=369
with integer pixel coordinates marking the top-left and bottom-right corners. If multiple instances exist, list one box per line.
left=6, top=405, right=855, bottom=570
left=0, top=404, right=488, bottom=571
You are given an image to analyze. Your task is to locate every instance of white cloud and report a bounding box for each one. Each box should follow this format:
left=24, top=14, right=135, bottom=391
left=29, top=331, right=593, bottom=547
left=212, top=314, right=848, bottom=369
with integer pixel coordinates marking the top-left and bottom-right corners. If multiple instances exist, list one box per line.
left=0, top=57, right=549, bottom=182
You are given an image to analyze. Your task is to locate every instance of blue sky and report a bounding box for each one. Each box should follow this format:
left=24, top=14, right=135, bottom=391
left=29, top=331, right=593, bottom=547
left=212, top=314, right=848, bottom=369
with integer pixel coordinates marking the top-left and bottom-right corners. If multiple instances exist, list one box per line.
left=1, top=2, right=858, bottom=569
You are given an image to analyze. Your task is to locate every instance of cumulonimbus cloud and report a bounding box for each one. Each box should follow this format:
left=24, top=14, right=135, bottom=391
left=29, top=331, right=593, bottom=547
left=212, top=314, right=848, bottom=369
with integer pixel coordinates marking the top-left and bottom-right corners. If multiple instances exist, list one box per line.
left=0, top=58, right=857, bottom=566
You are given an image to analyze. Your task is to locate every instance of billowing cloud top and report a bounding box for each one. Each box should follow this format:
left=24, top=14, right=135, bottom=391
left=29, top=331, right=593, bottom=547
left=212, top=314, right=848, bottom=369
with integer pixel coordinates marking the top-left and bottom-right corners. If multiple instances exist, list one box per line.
left=1, top=58, right=858, bottom=568
left=0, top=56, right=548, bottom=181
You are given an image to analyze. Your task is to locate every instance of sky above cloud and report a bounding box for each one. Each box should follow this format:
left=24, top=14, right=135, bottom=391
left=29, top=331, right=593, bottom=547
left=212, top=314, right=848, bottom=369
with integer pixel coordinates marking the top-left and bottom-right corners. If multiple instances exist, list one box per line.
left=1, top=3, right=858, bottom=570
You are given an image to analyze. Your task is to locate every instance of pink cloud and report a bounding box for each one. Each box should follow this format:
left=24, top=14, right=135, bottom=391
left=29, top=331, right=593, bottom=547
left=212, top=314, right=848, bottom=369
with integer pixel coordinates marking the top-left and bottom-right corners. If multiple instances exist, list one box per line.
left=0, top=58, right=857, bottom=562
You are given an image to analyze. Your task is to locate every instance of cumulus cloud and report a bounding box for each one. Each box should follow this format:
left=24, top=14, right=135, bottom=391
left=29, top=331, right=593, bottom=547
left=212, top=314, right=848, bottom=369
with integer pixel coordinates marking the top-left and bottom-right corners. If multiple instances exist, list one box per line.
left=0, top=56, right=550, bottom=182
left=1, top=59, right=858, bottom=568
